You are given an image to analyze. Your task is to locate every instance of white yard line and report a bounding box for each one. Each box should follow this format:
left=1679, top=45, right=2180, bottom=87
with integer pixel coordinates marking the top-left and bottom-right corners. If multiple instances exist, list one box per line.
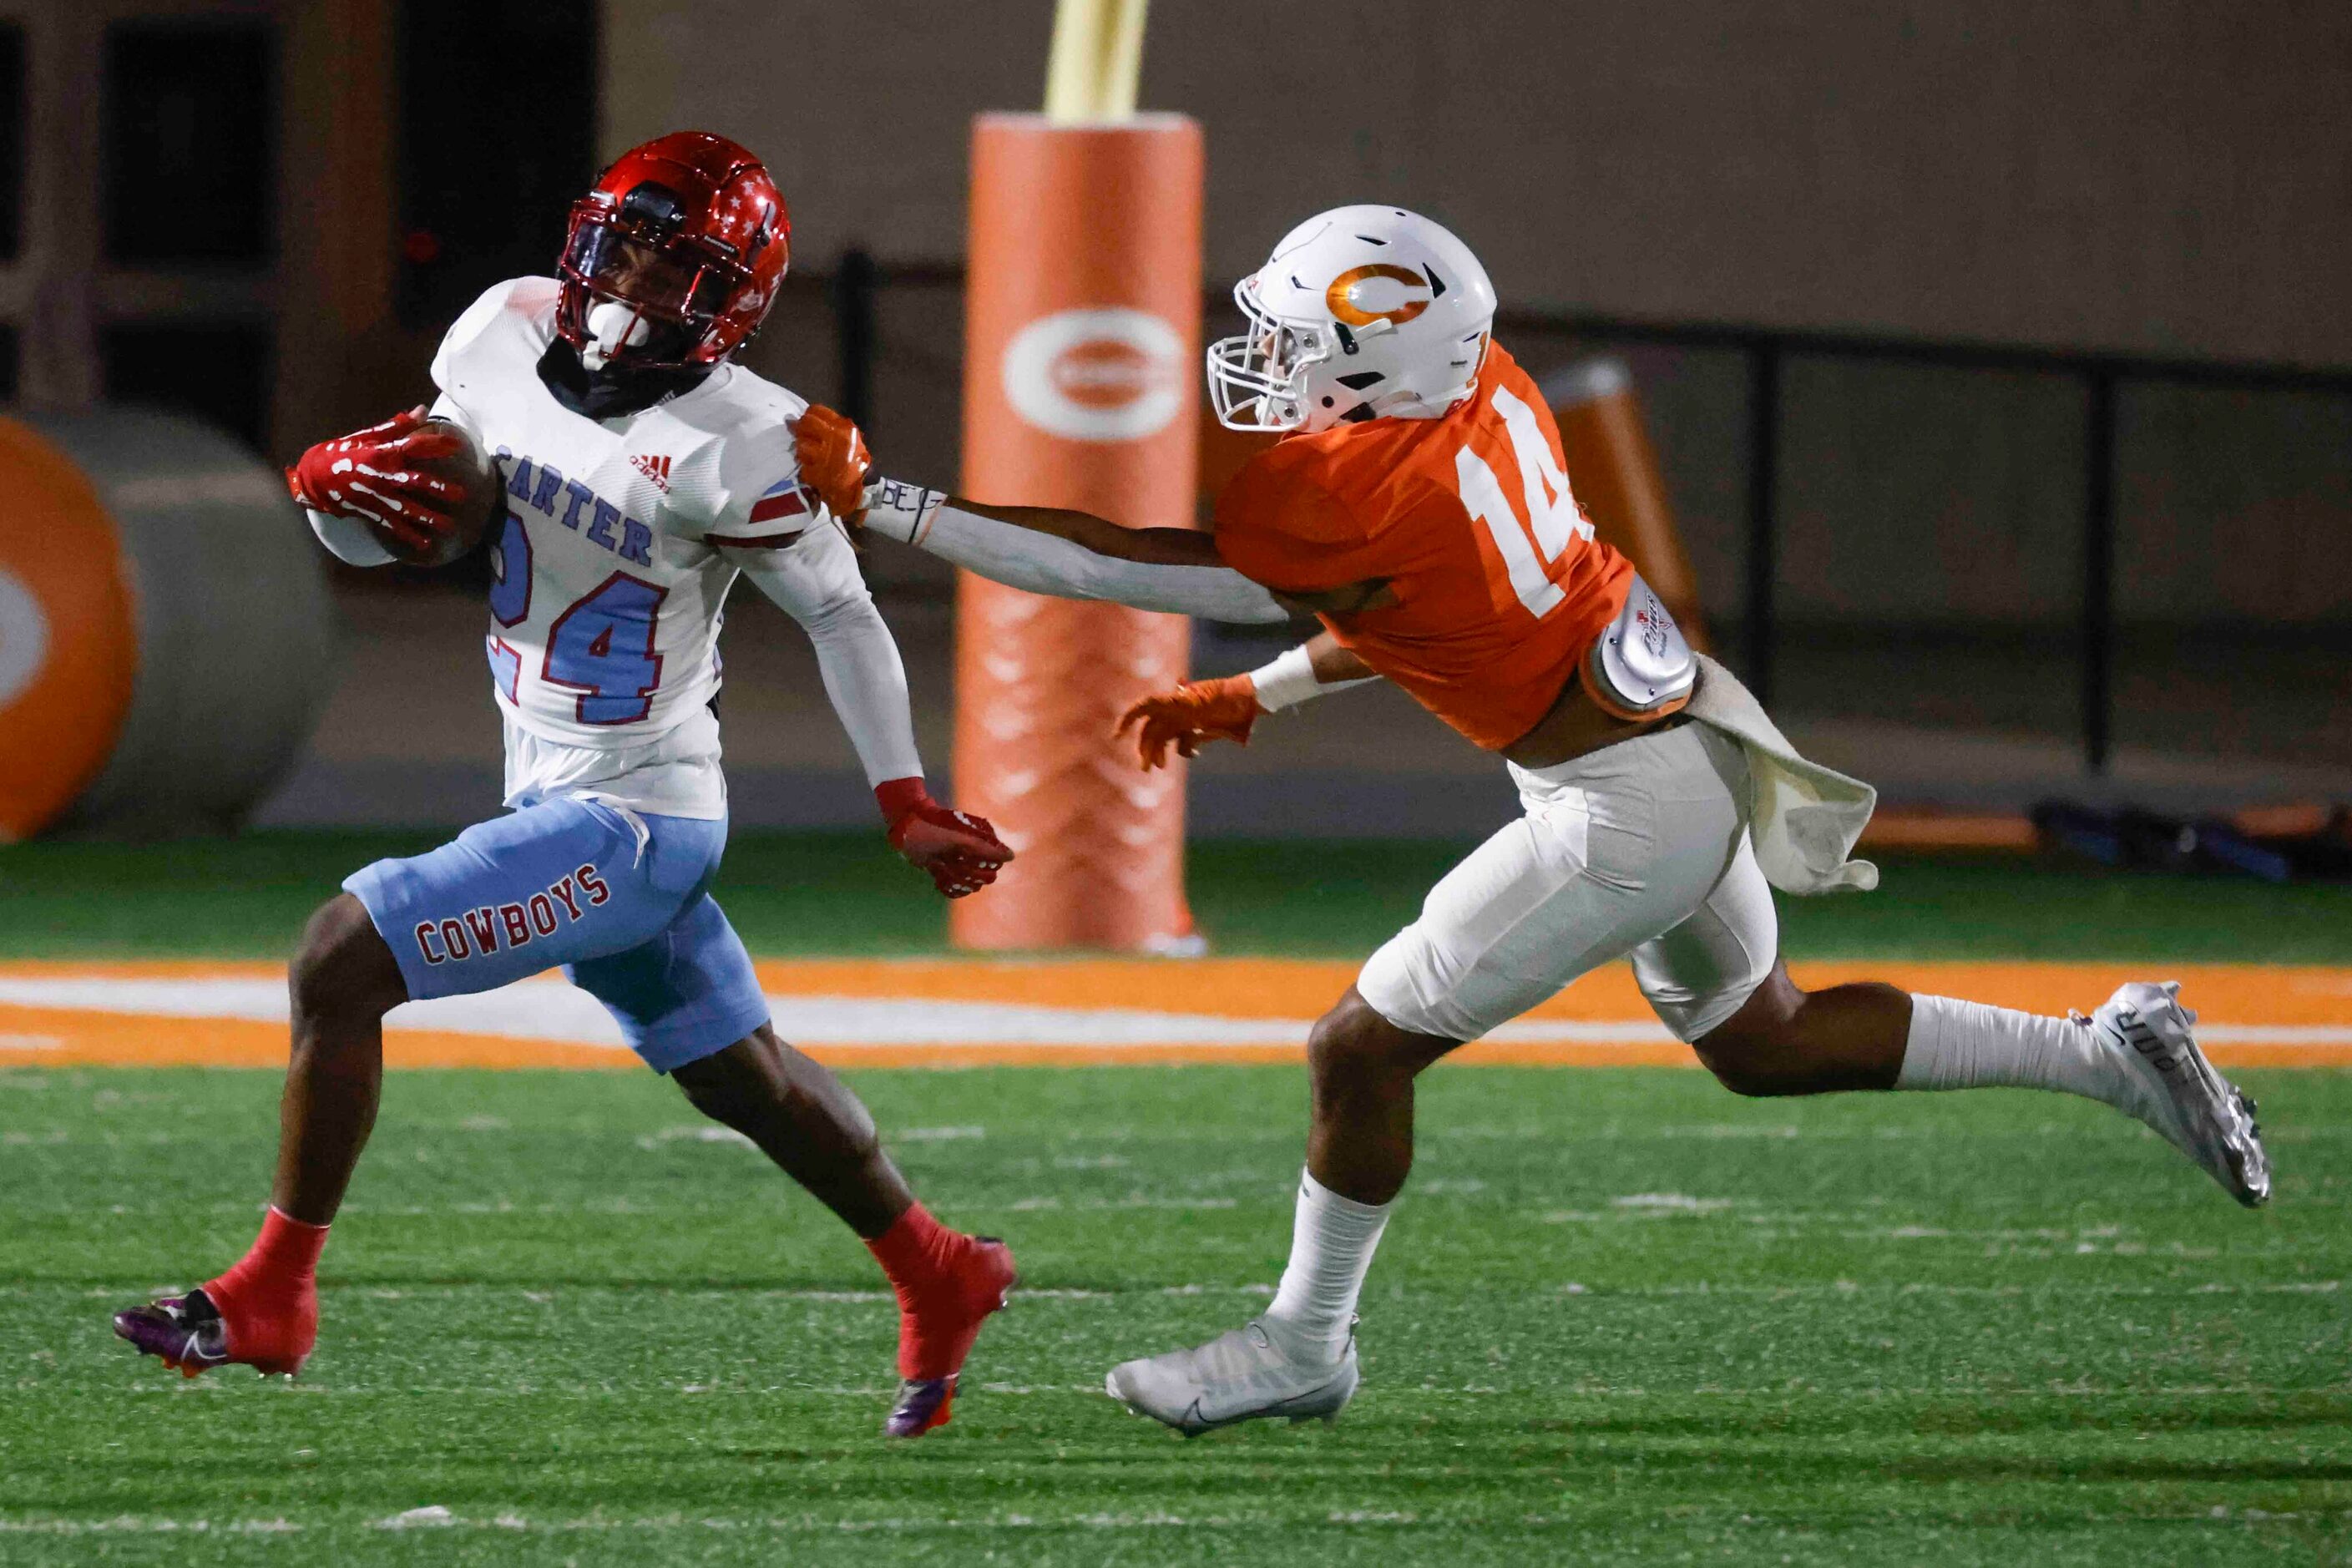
left=0, top=975, right=1670, bottom=1050
left=13, top=1500, right=2347, bottom=1538
left=0, top=974, right=2342, bottom=1050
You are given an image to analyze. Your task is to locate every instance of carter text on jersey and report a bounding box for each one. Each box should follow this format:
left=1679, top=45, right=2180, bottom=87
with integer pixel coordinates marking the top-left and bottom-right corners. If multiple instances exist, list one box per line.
left=496, top=448, right=655, bottom=567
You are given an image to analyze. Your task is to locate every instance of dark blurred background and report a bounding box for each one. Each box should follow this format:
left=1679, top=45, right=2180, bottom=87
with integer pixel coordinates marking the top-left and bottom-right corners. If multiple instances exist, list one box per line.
left=3, top=0, right=2346, bottom=833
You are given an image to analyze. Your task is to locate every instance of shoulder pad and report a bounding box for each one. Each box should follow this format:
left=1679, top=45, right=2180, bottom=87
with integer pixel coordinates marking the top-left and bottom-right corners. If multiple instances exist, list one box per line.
left=648, top=367, right=812, bottom=534
left=431, top=277, right=559, bottom=396
left=668, top=369, right=813, bottom=534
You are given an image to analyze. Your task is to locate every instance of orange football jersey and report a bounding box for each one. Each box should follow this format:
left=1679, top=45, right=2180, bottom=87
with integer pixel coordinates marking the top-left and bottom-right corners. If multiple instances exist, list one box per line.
left=1213, top=343, right=1633, bottom=751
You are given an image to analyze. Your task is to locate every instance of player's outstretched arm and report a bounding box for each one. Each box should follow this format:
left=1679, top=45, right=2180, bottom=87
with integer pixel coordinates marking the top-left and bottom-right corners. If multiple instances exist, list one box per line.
left=1115, top=632, right=1382, bottom=771
left=866, top=480, right=1296, bottom=625
left=726, top=524, right=1013, bottom=898
left=789, top=405, right=1294, bottom=625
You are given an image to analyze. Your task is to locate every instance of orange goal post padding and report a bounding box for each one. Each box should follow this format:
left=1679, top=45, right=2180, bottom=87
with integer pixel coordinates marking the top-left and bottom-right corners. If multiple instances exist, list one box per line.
left=0, top=419, right=139, bottom=841
left=1545, top=358, right=1712, bottom=653
left=949, top=114, right=1206, bottom=951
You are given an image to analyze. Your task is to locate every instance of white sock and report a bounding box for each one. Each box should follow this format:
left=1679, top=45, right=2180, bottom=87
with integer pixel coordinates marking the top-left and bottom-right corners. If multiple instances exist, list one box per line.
left=1896, top=994, right=2155, bottom=1121
left=1262, top=1170, right=1390, bottom=1362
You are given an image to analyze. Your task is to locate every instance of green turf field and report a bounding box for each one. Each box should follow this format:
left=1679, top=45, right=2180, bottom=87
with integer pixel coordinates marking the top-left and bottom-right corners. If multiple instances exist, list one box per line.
left=5, top=830, right=2352, bottom=961
left=4, top=833, right=2349, bottom=1560
left=1, top=1065, right=2346, bottom=1563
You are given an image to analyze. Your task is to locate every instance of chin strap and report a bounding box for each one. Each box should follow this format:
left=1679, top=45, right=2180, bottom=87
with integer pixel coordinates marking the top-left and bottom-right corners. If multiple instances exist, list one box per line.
left=534, top=340, right=711, bottom=421
left=1370, top=381, right=1475, bottom=421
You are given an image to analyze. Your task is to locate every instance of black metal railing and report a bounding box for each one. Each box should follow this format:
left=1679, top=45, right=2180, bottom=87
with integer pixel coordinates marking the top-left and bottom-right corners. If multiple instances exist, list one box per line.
left=823, top=250, right=2352, bottom=773
left=1497, top=306, right=2352, bottom=770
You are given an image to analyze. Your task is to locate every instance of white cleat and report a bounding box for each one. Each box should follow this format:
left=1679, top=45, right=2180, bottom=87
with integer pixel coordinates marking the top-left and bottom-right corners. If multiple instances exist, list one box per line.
left=1105, top=1318, right=1359, bottom=1436
left=2089, top=981, right=2272, bottom=1207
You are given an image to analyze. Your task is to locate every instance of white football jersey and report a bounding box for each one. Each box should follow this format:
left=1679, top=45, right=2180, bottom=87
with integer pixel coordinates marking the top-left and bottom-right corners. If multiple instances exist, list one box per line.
left=428, top=277, right=824, bottom=753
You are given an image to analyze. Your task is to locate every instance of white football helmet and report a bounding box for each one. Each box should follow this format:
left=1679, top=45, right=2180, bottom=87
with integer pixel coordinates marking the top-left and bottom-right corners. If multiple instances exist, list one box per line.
left=1206, top=205, right=1497, bottom=434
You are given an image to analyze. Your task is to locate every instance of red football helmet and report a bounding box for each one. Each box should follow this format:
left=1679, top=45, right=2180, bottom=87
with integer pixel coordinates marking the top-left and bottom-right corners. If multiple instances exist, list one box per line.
left=556, top=131, right=790, bottom=372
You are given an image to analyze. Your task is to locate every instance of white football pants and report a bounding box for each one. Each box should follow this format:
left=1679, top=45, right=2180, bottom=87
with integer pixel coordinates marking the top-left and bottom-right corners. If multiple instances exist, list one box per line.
left=1358, top=721, right=1776, bottom=1044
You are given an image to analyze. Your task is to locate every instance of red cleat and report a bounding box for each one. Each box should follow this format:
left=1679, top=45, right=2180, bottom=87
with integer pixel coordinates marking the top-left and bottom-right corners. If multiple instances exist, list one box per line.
left=883, top=1234, right=1017, bottom=1438
left=111, top=1283, right=312, bottom=1378
left=115, top=1209, right=327, bottom=1379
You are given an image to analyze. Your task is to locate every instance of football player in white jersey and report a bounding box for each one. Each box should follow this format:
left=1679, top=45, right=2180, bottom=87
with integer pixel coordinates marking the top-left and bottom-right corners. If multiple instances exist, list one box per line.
left=113, top=134, right=1015, bottom=1439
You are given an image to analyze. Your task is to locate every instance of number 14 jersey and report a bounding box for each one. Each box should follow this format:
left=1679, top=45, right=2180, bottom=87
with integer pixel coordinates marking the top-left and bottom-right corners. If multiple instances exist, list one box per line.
left=1211, top=343, right=1633, bottom=753
left=428, top=277, right=819, bottom=754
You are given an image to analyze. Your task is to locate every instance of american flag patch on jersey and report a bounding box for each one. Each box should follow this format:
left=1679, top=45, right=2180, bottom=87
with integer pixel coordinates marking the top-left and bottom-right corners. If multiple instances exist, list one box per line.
left=747, top=478, right=810, bottom=526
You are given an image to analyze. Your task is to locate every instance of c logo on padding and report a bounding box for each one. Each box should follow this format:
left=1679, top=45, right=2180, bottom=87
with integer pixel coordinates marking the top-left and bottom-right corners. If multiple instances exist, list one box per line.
left=1002, top=307, right=1186, bottom=443
left=0, top=417, right=139, bottom=841
left=0, top=569, right=50, bottom=709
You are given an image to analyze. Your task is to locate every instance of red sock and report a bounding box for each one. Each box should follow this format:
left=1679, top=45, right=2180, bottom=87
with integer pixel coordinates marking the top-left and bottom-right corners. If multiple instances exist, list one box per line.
left=865, top=1203, right=1009, bottom=1380
left=867, top=1202, right=958, bottom=1302
left=204, top=1206, right=329, bottom=1372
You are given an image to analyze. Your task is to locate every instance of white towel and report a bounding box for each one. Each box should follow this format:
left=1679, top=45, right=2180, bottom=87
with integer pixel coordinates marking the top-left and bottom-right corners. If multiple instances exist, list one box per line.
left=1685, top=655, right=1879, bottom=895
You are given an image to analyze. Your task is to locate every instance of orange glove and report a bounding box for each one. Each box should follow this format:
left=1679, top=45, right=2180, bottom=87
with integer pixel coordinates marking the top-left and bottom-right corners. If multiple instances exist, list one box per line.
left=1114, top=675, right=1263, bottom=771
left=792, top=404, right=872, bottom=524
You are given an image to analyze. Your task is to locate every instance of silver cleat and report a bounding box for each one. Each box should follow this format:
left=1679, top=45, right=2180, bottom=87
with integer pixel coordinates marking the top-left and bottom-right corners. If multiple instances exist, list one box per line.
left=2090, top=981, right=2272, bottom=1207
left=1105, top=1318, right=1359, bottom=1436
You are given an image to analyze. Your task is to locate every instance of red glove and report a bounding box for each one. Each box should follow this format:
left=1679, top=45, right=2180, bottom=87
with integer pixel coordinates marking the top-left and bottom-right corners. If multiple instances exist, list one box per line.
left=875, top=778, right=1014, bottom=899
left=1115, top=675, right=1263, bottom=771
left=285, top=406, right=469, bottom=557
left=792, top=404, right=873, bottom=524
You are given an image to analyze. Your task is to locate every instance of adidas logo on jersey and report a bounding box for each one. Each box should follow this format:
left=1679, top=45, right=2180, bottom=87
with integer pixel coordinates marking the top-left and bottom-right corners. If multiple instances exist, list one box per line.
left=630, top=453, right=673, bottom=492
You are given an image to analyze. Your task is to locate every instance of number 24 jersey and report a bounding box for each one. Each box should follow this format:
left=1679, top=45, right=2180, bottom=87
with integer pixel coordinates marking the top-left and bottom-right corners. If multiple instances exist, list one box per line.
left=428, top=277, right=822, bottom=750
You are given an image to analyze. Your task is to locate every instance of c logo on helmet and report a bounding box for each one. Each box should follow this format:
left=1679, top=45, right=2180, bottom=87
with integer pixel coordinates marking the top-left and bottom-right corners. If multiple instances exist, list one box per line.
left=1325, top=264, right=1433, bottom=329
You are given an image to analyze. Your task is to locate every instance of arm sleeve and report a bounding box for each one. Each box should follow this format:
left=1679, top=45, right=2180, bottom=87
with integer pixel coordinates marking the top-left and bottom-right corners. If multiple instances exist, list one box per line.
left=726, top=524, right=925, bottom=787
left=872, top=487, right=1290, bottom=624
left=307, top=508, right=397, bottom=567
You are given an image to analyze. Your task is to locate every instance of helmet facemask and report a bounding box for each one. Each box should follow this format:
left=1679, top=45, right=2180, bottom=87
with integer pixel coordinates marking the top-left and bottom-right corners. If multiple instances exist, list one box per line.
left=1209, top=208, right=1500, bottom=436
left=1205, top=276, right=1334, bottom=432
left=557, top=185, right=759, bottom=372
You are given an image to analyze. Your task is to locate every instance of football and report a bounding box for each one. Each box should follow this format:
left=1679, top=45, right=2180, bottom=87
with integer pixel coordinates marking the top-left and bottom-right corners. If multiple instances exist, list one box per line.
left=382, top=418, right=502, bottom=568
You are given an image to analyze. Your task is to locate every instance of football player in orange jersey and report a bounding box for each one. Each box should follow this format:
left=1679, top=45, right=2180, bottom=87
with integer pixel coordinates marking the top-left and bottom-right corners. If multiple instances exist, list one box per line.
left=797, top=205, right=2270, bottom=1434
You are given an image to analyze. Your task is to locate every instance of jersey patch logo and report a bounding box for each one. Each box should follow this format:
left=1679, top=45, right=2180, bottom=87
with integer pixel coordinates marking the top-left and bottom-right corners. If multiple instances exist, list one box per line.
left=707, top=478, right=811, bottom=549
left=630, top=453, right=673, bottom=493
left=747, top=479, right=810, bottom=526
